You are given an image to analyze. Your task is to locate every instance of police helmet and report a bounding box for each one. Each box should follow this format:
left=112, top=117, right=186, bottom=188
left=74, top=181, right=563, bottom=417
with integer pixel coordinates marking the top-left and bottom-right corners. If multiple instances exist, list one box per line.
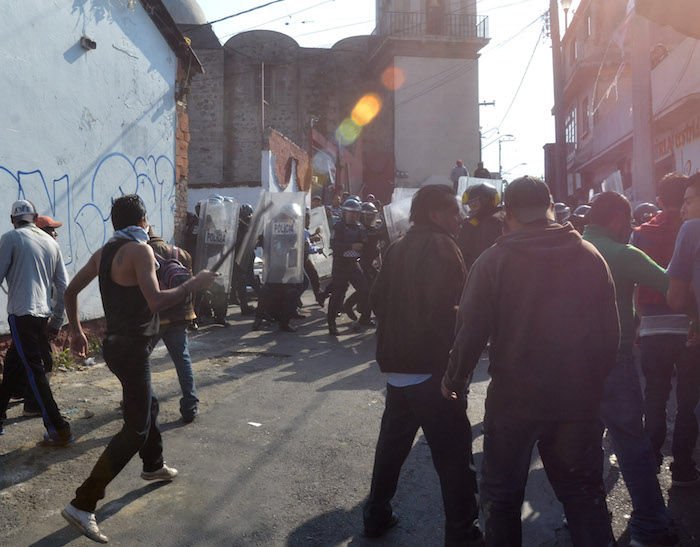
left=462, top=182, right=500, bottom=209
left=633, top=202, right=660, bottom=226
left=360, top=201, right=379, bottom=228
left=573, top=205, right=591, bottom=219
left=349, top=195, right=362, bottom=203
left=554, top=203, right=571, bottom=224
left=240, top=203, right=254, bottom=219
left=341, top=198, right=362, bottom=223
left=207, top=194, right=223, bottom=202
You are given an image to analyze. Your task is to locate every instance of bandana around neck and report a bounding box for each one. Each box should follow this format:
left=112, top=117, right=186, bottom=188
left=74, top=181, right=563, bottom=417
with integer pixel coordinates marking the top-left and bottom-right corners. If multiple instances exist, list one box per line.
left=108, top=225, right=149, bottom=244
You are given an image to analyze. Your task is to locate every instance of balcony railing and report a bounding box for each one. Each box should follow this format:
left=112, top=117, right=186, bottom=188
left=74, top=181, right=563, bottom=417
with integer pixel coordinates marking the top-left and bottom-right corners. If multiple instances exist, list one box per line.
left=378, top=12, right=489, bottom=40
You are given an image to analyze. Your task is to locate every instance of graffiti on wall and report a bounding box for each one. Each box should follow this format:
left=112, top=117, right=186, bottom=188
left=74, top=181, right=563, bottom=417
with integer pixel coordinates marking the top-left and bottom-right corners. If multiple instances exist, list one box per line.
left=0, top=153, right=175, bottom=266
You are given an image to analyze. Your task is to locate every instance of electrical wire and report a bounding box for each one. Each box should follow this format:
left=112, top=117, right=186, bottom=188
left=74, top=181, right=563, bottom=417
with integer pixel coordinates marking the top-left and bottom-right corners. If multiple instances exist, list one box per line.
left=495, top=20, right=544, bottom=129
left=179, top=0, right=287, bottom=32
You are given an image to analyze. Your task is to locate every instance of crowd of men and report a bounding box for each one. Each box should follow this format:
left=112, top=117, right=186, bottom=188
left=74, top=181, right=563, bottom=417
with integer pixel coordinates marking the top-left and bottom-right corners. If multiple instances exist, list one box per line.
left=0, top=169, right=699, bottom=545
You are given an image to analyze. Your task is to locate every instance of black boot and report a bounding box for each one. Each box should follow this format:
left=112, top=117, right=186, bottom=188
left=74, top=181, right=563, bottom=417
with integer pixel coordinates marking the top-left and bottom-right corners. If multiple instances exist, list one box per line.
left=328, top=321, right=340, bottom=336
left=252, top=316, right=263, bottom=331
left=279, top=322, right=298, bottom=333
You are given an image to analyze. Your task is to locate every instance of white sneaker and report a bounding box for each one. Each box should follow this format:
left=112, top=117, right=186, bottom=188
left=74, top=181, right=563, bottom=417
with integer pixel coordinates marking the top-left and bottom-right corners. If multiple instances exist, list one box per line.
left=61, top=503, right=109, bottom=543
left=140, top=463, right=178, bottom=481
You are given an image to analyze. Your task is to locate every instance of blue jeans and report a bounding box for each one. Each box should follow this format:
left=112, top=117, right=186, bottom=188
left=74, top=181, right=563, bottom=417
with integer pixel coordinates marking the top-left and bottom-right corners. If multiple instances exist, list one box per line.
left=480, top=413, right=613, bottom=547
left=600, top=351, right=671, bottom=541
left=640, top=335, right=700, bottom=473
left=364, top=375, right=480, bottom=543
left=154, top=322, right=198, bottom=419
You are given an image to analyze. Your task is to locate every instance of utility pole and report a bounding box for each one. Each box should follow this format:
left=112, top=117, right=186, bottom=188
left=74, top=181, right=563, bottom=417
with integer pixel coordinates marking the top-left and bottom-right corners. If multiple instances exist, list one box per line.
left=549, top=0, right=567, bottom=201
left=261, top=62, right=266, bottom=149
left=630, top=15, right=656, bottom=202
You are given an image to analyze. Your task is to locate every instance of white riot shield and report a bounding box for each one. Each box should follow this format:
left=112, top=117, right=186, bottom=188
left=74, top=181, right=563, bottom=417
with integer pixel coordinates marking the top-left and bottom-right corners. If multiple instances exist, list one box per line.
left=262, top=192, right=305, bottom=284
left=391, top=187, right=418, bottom=204
left=308, top=206, right=332, bottom=279
left=383, top=197, right=413, bottom=242
left=194, top=196, right=239, bottom=294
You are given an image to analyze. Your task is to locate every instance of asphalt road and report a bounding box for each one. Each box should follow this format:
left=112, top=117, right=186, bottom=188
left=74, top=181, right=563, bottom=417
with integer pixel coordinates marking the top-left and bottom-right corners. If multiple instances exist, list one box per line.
left=1, top=296, right=699, bottom=546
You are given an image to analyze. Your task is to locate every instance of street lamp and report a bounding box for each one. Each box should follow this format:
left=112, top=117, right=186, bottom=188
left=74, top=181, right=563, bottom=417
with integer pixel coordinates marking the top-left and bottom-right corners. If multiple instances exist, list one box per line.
left=498, top=134, right=516, bottom=178
left=561, top=0, right=573, bottom=29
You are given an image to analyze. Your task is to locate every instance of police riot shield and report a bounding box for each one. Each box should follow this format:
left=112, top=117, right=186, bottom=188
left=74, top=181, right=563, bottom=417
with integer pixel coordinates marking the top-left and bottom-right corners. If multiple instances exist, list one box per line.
left=262, top=192, right=305, bottom=284
left=194, top=195, right=239, bottom=294
left=383, top=197, right=413, bottom=242
left=308, top=206, right=332, bottom=279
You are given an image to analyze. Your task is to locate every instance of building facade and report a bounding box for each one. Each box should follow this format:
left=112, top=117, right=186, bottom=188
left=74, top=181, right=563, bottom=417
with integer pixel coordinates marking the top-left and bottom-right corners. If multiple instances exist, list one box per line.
left=0, top=0, right=201, bottom=331
left=555, top=0, right=699, bottom=205
left=167, top=0, right=489, bottom=205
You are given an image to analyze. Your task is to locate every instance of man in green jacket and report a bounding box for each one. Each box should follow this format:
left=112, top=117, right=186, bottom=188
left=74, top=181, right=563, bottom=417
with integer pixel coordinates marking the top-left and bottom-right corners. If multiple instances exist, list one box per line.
left=583, top=192, right=677, bottom=547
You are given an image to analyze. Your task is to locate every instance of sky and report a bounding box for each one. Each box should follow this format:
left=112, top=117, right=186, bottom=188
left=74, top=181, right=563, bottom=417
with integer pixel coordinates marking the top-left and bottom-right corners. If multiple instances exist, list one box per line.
left=196, top=0, right=582, bottom=182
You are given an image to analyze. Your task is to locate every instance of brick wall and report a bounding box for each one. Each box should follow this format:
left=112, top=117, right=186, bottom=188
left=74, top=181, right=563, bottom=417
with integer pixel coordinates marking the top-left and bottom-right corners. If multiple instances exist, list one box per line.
left=268, top=129, right=310, bottom=191
left=188, top=48, right=225, bottom=188
left=174, top=60, right=191, bottom=246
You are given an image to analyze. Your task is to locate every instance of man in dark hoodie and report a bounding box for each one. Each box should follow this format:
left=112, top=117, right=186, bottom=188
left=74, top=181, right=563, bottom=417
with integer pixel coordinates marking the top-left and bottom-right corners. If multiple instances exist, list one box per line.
left=583, top=192, right=677, bottom=547
left=442, top=176, right=619, bottom=546
left=456, top=182, right=505, bottom=271
left=365, top=184, right=482, bottom=546
left=631, top=173, right=700, bottom=487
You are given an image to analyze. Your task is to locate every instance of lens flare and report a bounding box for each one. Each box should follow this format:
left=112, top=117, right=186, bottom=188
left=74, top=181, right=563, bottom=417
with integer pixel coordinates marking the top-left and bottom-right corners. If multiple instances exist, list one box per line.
left=381, top=66, right=405, bottom=91
left=352, top=94, right=382, bottom=126
left=335, top=118, right=362, bottom=146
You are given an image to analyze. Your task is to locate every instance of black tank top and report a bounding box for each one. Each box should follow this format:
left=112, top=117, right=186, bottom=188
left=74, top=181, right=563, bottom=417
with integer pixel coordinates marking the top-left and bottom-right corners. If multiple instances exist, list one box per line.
left=99, top=239, right=159, bottom=337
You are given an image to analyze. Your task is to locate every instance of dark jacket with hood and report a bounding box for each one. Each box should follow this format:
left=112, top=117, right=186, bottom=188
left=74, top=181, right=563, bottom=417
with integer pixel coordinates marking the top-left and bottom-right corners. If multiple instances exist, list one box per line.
left=371, top=223, right=467, bottom=375
left=457, top=206, right=505, bottom=271
left=443, top=222, right=620, bottom=421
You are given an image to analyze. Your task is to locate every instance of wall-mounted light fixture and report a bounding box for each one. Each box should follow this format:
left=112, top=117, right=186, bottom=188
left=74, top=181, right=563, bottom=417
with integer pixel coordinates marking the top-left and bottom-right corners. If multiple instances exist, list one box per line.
left=80, top=36, right=97, bottom=50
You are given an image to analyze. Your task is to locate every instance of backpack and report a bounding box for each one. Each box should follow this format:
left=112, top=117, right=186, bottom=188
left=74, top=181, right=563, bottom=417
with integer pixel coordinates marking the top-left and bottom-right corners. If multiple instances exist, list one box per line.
left=154, top=245, right=192, bottom=302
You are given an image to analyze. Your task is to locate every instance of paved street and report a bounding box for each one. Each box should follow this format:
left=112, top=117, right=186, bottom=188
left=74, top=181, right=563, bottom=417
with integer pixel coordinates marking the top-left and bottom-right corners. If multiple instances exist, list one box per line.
left=1, top=296, right=699, bottom=546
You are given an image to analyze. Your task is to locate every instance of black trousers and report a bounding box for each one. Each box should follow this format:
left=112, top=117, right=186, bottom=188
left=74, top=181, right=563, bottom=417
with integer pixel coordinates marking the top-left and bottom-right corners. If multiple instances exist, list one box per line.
left=255, top=283, right=298, bottom=325
left=328, top=259, right=368, bottom=323
left=344, top=263, right=377, bottom=316
left=0, top=315, right=69, bottom=436
left=304, top=257, right=321, bottom=296
left=641, top=334, right=700, bottom=472
left=72, top=335, right=163, bottom=512
left=364, top=375, right=480, bottom=543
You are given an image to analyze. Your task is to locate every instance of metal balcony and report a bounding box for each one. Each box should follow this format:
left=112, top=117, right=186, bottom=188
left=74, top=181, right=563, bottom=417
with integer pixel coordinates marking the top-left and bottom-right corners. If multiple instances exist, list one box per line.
left=377, top=11, right=489, bottom=40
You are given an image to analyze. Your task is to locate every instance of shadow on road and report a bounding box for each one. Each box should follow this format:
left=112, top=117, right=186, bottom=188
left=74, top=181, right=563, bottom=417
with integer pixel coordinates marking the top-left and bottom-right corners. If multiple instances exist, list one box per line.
left=27, top=482, right=168, bottom=546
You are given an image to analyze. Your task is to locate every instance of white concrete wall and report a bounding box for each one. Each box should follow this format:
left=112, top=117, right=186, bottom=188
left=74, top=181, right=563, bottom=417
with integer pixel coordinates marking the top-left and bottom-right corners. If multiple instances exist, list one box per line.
left=393, top=56, right=480, bottom=187
left=0, top=1, right=178, bottom=332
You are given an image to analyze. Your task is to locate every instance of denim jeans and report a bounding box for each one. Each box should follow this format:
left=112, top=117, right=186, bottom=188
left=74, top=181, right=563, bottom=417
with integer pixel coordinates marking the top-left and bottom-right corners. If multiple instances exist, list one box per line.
left=364, top=375, right=480, bottom=543
left=153, top=322, right=198, bottom=419
left=600, top=351, right=671, bottom=542
left=72, top=335, right=163, bottom=513
left=640, top=334, right=700, bottom=473
left=480, top=413, right=613, bottom=547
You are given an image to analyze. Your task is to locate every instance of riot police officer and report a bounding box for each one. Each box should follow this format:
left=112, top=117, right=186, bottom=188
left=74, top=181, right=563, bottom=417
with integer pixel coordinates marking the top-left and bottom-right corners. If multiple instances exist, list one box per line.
left=565, top=204, right=591, bottom=235
left=633, top=202, right=661, bottom=227
left=231, top=203, right=257, bottom=315
left=253, top=199, right=304, bottom=333
left=554, top=202, right=571, bottom=224
left=328, top=198, right=373, bottom=335
left=343, top=201, right=382, bottom=320
left=457, top=182, right=505, bottom=271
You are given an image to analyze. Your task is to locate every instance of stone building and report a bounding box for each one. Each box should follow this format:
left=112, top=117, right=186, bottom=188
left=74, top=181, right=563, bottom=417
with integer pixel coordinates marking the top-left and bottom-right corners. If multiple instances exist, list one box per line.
left=165, top=0, right=489, bottom=203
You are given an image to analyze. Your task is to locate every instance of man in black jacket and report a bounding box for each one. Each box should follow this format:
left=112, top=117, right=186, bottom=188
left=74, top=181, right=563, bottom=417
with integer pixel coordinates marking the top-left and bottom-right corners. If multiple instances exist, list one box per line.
left=442, top=177, right=619, bottom=546
left=364, top=185, right=482, bottom=545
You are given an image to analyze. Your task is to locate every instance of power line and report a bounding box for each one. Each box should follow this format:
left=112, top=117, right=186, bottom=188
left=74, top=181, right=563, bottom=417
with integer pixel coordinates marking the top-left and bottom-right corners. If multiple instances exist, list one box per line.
left=179, top=0, right=287, bottom=32
left=496, top=20, right=544, bottom=129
